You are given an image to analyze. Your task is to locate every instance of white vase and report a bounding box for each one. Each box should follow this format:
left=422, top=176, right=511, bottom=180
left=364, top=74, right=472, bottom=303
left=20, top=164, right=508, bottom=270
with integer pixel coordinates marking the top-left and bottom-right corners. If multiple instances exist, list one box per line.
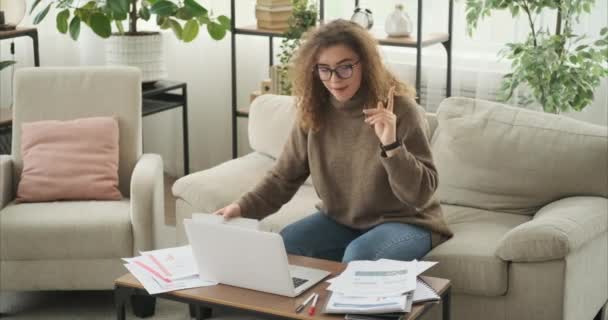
left=0, top=0, right=26, bottom=25
left=105, top=33, right=167, bottom=83
left=385, top=4, right=413, bottom=37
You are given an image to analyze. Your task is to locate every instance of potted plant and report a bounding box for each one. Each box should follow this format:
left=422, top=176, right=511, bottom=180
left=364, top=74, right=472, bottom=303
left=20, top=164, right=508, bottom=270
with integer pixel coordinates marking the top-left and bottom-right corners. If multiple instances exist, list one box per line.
left=30, top=0, right=231, bottom=82
left=465, top=0, right=608, bottom=114
left=274, top=0, right=317, bottom=95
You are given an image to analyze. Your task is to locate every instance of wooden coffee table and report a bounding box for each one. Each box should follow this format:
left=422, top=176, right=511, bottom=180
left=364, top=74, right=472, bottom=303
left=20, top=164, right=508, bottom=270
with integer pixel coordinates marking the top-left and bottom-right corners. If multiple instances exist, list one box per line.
left=114, top=255, right=451, bottom=320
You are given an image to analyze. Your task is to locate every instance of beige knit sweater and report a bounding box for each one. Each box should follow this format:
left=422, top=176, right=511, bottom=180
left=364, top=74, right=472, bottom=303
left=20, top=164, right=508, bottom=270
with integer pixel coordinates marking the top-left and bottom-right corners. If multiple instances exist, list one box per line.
left=237, top=91, right=453, bottom=247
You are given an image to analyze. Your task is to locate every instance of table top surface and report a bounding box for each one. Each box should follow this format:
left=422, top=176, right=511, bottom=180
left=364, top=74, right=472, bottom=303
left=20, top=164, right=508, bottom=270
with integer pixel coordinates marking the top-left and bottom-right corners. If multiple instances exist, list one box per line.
left=0, top=27, right=37, bottom=38
left=115, top=255, right=451, bottom=320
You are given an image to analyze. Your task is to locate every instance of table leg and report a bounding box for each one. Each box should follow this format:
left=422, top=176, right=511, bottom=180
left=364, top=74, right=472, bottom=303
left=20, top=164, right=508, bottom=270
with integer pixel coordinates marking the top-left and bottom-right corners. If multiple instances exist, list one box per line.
left=114, top=285, right=134, bottom=320
left=28, top=31, right=40, bottom=67
left=189, top=304, right=213, bottom=320
left=181, top=85, right=189, bottom=175
left=442, top=286, right=451, bottom=320
left=131, top=293, right=157, bottom=318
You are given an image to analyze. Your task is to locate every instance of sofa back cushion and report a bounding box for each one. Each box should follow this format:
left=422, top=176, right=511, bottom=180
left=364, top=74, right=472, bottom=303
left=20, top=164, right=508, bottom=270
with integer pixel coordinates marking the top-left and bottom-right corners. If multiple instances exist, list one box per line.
left=432, top=97, right=608, bottom=215
left=249, top=94, right=297, bottom=160
left=13, top=67, right=142, bottom=197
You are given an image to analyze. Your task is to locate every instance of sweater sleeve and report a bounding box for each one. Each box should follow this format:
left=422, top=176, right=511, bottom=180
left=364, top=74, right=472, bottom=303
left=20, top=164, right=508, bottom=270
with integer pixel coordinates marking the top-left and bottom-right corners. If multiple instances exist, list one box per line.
left=379, top=97, right=439, bottom=209
left=236, top=122, right=310, bottom=220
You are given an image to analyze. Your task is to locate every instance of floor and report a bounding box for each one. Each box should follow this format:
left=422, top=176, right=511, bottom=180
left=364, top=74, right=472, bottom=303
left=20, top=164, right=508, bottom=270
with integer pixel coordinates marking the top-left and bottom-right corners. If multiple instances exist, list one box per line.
left=0, top=290, right=259, bottom=319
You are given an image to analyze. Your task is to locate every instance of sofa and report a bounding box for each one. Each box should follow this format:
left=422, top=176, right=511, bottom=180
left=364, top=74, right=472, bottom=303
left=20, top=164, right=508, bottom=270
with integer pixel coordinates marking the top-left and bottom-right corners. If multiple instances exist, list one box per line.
left=0, top=67, right=164, bottom=291
left=173, top=95, right=607, bottom=320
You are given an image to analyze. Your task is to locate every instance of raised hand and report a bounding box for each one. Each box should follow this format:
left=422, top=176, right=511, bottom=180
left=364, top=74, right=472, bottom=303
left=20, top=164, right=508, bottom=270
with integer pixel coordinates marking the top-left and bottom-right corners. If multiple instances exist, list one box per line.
left=363, top=86, right=397, bottom=146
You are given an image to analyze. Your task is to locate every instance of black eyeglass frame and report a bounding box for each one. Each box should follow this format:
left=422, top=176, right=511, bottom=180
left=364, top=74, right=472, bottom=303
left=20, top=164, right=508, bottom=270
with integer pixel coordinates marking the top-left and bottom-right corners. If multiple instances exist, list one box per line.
left=313, top=60, right=361, bottom=81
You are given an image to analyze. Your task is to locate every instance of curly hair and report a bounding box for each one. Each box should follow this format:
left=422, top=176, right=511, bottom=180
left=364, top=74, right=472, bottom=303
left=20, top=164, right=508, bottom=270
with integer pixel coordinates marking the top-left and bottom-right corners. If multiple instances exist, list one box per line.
left=291, top=19, right=415, bottom=131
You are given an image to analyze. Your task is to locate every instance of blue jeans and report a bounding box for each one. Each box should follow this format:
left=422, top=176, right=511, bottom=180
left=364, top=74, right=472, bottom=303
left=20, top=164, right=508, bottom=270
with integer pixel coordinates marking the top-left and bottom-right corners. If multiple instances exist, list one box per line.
left=279, top=212, right=431, bottom=263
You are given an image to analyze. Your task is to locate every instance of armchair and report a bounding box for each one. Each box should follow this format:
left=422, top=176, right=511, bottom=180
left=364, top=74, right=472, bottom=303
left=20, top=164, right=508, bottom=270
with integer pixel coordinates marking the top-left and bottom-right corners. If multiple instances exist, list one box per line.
left=0, top=67, right=164, bottom=290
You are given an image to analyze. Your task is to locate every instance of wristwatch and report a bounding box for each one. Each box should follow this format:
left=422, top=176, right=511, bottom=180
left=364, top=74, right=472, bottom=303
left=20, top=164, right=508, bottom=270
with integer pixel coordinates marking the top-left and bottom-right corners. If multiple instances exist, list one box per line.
left=380, top=140, right=401, bottom=157
left=351, top=7, right=373, bottom=30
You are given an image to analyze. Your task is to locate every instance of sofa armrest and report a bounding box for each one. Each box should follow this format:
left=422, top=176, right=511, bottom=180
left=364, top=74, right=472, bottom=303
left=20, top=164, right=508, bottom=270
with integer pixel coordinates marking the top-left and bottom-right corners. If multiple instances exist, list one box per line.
left=130, top=153, right=164, bottom=253
left=496, top=196, right=607, bottom=262
left=173, top=152, right=274, bottom=242
left=0, top=155, right=14, bottom=209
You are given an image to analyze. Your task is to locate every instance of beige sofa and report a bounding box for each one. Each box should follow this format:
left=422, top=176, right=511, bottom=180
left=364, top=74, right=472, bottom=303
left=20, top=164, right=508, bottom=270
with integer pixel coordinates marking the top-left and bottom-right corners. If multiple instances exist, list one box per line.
left=173, top=95, right=607, bottom=320
left=0, top=67, right=164, bottom=291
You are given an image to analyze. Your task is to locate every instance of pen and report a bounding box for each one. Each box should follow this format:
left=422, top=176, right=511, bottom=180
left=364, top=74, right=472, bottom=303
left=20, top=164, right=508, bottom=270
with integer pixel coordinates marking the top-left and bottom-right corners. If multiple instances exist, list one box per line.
left=308, top=293, right=319, bottom=316
left=295, top=292, right=316, bottom=313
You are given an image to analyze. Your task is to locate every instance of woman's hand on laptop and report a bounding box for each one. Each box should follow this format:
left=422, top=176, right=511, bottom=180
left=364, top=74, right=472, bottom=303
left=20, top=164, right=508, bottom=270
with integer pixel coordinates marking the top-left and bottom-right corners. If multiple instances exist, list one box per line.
left=213, top=203, right=242, bottom=220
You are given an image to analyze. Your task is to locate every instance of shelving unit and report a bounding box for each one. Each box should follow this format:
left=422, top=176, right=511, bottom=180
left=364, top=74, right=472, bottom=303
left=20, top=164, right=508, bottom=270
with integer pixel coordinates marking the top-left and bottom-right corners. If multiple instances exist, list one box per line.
left=230, top=0, right=453, bottom=158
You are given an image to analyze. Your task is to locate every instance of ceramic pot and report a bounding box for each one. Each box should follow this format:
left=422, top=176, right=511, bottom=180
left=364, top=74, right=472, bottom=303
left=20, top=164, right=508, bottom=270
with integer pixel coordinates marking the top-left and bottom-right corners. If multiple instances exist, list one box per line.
left=385, top=4, right=412, bottom=37
left=105, top=32, right=167, bottom=83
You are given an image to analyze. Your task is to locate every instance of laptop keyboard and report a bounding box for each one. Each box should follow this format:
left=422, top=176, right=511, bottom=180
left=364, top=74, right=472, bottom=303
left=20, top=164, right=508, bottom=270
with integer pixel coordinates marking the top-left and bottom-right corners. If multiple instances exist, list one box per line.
left=292, top=277, right=308, bottom=288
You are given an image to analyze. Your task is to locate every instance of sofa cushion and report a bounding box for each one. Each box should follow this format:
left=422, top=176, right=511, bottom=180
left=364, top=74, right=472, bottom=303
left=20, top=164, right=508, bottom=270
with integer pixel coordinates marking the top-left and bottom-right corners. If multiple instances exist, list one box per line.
left=432, top=97, right=608, bottom=215
left=424, top=204, right=530, bottom=296
left=17, top=116, right=122, bottom=203
left=0, top=199, right=132, bottom=260
left=249, top=94, right=297, bottom=160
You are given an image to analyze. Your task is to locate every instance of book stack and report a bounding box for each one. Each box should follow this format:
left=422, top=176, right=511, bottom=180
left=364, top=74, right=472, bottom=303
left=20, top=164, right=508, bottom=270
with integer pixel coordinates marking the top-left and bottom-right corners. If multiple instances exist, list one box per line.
left=324, top=259, right=441, bottom=316
left=255, top=0, right=293, bottom=31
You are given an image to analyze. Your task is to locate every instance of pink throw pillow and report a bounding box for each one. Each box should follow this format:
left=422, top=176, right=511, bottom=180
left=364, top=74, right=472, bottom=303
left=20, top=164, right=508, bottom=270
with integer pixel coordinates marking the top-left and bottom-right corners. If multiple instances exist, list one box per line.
left=16, top=116, right=122, bottom=202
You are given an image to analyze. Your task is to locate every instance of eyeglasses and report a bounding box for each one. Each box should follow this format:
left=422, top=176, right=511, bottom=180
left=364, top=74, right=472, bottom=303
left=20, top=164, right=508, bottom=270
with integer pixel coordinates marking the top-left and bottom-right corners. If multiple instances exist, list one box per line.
left=315, top=60, right=360, bottom=81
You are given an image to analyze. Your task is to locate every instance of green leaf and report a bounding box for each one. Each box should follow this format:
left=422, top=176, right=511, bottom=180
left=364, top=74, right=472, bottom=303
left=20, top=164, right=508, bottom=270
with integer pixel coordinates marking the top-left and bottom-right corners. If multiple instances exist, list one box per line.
left=168, top=19, right=183, bottom=39
left=196, top=14, right=210, bottom=25
left=56, top=9, right=70, bottom=34
left=0, top=60, right=16, bottom=71
left=207, top=21, right=227, bottom=40
left=89, top=13, right=112, bottom=38
left=139, top=6, right=151, bottom=21
left=30, top=0, right=43, bottom=15
left=115, top=20, right=125, bottom=34
left=157, top=15, right=169, bottom=28
left=33, top=3, right=52, bottom=25
left=107, top=0, right=129, bottom=16
left=69, top=16, right=81, bottom=40
left=601, top=27, right=608, bottom=36
left=594, top=40, right=607, bottom=46
left=509, top=5, right=519, bottom=17
left=184, top=0, right=207, bottom=17
left=576, top=45, right=588, bottom=51
left=217, top=15, right=231, bottom=29
left=176, top=7, right=194, bottom=20
left=150, top=0, right=178, bottom=16
left=182, top=19, right=199, bottom=42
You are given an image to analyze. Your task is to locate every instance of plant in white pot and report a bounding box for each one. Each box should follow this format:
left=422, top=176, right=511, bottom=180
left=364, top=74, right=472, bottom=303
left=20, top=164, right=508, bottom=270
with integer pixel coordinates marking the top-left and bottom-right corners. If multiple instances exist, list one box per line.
left=30, top=0, right=231, bottom=82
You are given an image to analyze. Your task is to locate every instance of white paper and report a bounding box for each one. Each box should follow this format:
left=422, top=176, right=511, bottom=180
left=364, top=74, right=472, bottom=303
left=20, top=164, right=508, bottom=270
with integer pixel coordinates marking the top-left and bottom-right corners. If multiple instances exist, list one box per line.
left=137, top=245, right=198, bottom=281
left=328, top=260, right=417, bottom=297
left=325, top=291, right=410, bottom=314
left=191, top=213, right=259, bottom=230
left=125, top=263, right=217, bottom=295
left=412, top=279, right=440, bottom=303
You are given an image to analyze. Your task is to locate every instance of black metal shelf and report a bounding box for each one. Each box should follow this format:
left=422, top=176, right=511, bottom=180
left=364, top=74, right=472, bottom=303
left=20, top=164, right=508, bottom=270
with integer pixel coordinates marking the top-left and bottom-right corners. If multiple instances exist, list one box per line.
left=230, top=0, right=454, bottom=158
left=143, top=94, right=186, bottom=116
left=141, top=81, right=190, bottom=175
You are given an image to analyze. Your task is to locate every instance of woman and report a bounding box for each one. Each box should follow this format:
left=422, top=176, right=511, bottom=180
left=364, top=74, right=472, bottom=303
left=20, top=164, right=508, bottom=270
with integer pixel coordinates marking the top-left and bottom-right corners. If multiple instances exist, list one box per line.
left=215, top=19, right=452, bottom=263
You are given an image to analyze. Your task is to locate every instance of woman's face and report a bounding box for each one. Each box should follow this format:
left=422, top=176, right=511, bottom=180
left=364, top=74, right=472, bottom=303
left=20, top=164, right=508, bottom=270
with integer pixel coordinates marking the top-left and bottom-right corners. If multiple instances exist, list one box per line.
left=316, top=44, right=362, bottom=102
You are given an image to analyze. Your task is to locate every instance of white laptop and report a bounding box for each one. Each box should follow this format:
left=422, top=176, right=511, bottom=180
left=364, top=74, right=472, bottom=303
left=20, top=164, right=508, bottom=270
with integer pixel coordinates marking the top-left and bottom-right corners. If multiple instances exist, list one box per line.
left=184, top=216, right=331, bottom=297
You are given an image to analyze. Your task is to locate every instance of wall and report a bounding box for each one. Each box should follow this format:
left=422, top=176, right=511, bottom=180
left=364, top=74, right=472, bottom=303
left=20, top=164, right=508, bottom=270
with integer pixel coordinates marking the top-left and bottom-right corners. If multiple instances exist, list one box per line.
left=1, top=0, right=606, bottom=177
